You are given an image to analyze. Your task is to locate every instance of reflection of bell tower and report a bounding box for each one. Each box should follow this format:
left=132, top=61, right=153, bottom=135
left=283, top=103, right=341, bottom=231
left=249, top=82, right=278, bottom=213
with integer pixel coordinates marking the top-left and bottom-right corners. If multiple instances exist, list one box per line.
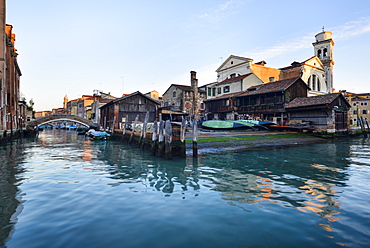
left=312, top=28, right=335, bottom=93
left=63, top=95, right=68, bottom=109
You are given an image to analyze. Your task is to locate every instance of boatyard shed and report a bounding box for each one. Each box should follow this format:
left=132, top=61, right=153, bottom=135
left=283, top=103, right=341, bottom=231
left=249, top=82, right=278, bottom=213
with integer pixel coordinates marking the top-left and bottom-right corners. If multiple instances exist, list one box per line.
left=236, top=77, right=309, bottom=120
left=204, top=92, right=244, bottom=120
left=100, top=91, right=160, bottom=131
left=284, top=93, right=350, bottom=132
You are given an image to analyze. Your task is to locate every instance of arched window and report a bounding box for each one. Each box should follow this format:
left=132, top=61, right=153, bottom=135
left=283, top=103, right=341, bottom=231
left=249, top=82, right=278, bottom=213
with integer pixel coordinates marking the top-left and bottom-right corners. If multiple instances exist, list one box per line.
left=312, top=75, right=316, bottom=91
left=317, top=49, right=322, bottom=58
left=323, top=48, right=328, bottom=57
left=317, top=78, right=321, bottom=91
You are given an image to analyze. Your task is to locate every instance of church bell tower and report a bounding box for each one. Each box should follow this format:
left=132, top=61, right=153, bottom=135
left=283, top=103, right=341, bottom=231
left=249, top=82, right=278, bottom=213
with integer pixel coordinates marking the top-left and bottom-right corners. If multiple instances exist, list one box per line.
left=312, top=28, right=335, bottom=93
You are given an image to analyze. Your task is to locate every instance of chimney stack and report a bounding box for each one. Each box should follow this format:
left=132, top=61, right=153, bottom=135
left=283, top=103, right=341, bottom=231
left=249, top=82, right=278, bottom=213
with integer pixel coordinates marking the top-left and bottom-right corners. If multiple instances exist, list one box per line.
left=190, top=71, right=199, bottom=120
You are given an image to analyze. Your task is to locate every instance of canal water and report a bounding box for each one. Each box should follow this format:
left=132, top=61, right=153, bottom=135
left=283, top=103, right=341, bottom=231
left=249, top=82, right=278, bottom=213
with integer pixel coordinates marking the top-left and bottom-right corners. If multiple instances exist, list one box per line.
left=0, top=130, right=369, bottom=248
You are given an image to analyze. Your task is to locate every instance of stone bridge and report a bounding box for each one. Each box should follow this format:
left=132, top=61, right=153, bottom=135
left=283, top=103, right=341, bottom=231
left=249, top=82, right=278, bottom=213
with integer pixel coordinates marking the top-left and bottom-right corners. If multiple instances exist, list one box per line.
left=26, top=115, right=99, bottom=131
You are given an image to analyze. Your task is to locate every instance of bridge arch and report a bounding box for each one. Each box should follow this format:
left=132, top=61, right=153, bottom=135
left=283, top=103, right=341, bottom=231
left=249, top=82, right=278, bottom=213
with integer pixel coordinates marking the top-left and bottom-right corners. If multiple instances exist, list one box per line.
left=26, top=115, right=99, bottom=131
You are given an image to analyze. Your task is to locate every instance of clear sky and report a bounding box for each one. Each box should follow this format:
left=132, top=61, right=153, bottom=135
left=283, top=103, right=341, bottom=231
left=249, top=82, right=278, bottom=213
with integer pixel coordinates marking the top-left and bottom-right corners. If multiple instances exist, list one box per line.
left=6, top=0, right=370, bottom=111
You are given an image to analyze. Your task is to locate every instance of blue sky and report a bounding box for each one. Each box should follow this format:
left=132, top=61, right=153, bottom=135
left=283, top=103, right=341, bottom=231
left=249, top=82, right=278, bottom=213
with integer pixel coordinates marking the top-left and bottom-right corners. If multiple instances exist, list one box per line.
left=6, top=0, right=370, bottom=111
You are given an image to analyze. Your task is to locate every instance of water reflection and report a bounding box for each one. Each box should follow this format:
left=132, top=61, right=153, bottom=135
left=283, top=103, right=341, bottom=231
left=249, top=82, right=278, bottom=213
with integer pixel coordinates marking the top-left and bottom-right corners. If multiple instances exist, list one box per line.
left=0, top=140, right=26, bottom=246
left=1, top=130, right=369, bottom=247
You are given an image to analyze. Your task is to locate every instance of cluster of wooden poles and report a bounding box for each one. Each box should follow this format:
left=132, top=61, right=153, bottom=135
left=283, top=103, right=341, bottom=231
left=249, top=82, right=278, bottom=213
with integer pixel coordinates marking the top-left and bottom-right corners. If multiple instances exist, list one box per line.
left=358, top=116, right=369, bottom=138
left=114, top=112, right=199, bottom=159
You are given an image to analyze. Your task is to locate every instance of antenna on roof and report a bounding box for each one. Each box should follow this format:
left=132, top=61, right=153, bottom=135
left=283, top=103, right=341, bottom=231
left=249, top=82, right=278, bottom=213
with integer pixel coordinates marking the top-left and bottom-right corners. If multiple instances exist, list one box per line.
left=322, top=26, right=325, bottom=32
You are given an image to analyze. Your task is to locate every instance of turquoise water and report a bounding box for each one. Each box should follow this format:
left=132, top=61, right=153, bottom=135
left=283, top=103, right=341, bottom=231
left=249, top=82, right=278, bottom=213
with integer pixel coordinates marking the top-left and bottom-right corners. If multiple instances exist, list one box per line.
left=1, top=130, right=370, bottom=248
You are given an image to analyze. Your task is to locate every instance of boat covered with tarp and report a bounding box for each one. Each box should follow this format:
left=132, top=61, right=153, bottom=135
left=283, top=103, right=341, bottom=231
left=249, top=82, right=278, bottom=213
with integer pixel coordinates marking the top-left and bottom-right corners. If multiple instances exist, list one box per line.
left=86, top=129, right=111, bottom=140
left=201, top=120, right=274, bottom=130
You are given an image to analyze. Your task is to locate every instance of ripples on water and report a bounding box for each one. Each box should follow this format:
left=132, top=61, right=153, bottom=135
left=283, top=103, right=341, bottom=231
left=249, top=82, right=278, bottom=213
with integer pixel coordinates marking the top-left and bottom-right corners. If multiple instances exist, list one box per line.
left=0, top=130, right=370, bottom=248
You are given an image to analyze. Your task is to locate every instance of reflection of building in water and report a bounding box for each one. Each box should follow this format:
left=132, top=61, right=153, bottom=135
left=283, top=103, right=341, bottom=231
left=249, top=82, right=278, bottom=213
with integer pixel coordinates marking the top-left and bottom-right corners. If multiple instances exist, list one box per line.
left=81, top=143, right=93, bottom=162
left=0, top=143, right=25, bottom=246
left=205, top=168, right=260, bottom=204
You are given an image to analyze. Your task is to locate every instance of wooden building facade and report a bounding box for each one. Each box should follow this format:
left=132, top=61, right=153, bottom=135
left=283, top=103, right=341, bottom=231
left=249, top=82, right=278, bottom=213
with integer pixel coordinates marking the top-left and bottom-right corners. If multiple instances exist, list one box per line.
left=204, top=77, right=309, bottom=121
left=100, top=91, right=160, bottom=131
left=284, top=93, right=350, bottom=132
left=236, top=77, right=308, bottom=120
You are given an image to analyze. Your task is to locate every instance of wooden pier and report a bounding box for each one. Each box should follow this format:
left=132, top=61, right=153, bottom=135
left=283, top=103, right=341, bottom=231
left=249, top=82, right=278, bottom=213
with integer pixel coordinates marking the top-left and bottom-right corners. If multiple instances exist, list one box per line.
left=110, top=114, right=196, bottom=159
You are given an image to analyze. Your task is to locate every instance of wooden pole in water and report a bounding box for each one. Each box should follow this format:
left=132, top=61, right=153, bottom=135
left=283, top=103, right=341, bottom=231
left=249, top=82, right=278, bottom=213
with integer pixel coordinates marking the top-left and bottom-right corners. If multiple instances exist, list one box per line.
left=122, top=115, right=128, bottom=141
left=165, top=120, right=173, bottom=160
left=151, top=121, right=158, bottom=156
left=141, top=112, right=149, bottom=148
left=129, top=115, right=139, bottom=144
left=192, top=120, right=198, bottom=157
left=360, top=117, right=368, bottom=137
left=180, top=118, right=187, bottom=158
left=157, top=120, right=165, bottom=157
left=112, top=116, right=116, bottom=132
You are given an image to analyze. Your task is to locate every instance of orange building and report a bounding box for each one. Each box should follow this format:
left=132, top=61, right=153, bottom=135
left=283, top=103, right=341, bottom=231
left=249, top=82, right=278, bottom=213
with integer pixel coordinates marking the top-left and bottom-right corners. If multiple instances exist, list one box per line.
left=0, top=1, right=24, bottom=139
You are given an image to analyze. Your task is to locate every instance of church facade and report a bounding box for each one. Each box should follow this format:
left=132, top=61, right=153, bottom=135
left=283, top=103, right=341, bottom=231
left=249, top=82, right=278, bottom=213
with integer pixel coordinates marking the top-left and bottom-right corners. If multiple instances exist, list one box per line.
left=206, top=30, right=335, bottom=99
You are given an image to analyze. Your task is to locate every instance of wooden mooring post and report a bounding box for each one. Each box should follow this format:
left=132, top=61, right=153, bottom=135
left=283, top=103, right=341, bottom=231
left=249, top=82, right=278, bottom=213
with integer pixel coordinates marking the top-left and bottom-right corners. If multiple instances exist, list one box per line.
left=164, top=120, right=172, bottom=160
left=122, top=115, right=128, bottom=141
left=359, top=117, right=368, bottom=138
left=157, top=120, right=165, bottom=157
left=180, top=118, right=187, bottom=158
left=129, top=115, right=139, bottom=144
left=192, top=120, right=198, bottom=157
left=151, top=121, right=158, bottom=156
left=140, top=112, right=149, bottom=148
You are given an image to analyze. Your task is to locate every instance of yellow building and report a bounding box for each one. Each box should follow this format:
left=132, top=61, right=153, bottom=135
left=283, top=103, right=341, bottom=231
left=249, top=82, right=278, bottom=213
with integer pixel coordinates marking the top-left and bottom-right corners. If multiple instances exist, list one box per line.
left=341, top=91, right=370, bottom=126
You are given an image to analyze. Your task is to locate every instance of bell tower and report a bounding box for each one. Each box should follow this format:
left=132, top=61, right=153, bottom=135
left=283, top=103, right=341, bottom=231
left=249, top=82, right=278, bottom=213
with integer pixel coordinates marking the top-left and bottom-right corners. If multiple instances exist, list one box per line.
left=312, top=28, right=335, bottom=93
left=63, top=95, right=68, bottom=109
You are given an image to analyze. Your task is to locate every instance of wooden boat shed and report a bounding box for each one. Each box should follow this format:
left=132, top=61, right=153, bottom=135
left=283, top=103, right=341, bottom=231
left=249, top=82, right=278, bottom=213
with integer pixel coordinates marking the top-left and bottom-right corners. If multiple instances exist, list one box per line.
left=284, top=93, right=350, bottom=132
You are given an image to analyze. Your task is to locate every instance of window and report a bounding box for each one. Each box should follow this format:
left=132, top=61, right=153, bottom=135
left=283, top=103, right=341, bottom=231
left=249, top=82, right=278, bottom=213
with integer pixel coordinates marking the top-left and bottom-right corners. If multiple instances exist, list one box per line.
left=224, top=86, right=230, bottom=93
left=225, top=100, right=230, bottom=106
left=269, top=77, right=275, bottom=82
left=353, top=110, right=357, bottom=115
left=353, top=103, right=357, bottom=106
left=363, top=110, right=367, bottom=115
left=323, top=48, right=328, bottom=57
left=230, top=73, right=236, bottom=78
left=172, top=90, right=176, bottom=97
left=212, top=88, right=216, bottom=96
left=200, top=102, right=205, bottom=110
left=317, top=78, right=321, bottom=91
left=312, top=75, right=316, bottom=91
left=208, top=88, right=212, bottom=96
left=217, top=88, right=221, bottom=94
left=317, top=49, right=322, bottom=58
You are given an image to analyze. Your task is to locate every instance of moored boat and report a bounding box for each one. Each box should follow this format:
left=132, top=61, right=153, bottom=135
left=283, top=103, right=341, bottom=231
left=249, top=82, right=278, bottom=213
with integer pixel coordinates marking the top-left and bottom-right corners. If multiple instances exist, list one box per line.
left=86, top=129, right=111, bottom=140
left=201, top=120, right=251, bottom=130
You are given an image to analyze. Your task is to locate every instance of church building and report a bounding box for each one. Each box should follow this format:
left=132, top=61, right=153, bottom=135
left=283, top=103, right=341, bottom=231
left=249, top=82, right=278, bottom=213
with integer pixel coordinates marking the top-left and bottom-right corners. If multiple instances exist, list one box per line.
left=206, top=30, right=335, bottom=99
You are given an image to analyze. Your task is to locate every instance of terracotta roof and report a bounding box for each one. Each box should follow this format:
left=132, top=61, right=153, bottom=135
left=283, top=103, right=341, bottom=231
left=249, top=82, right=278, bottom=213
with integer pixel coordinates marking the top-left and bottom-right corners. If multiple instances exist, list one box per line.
left=204, top=91, right=244, bottom=102
left=169, top=84, right=206, bottom=93
left=238, top=77, right=303, bottom=97
left=172, top=84, right=192, bottom=91
left=284, top=93, right=344, bottom=109
left=103, top=91, right=161, bottom=108
left=216, top=73, right=252, bottom=86
left=99, top=98, right=115, bottom=103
